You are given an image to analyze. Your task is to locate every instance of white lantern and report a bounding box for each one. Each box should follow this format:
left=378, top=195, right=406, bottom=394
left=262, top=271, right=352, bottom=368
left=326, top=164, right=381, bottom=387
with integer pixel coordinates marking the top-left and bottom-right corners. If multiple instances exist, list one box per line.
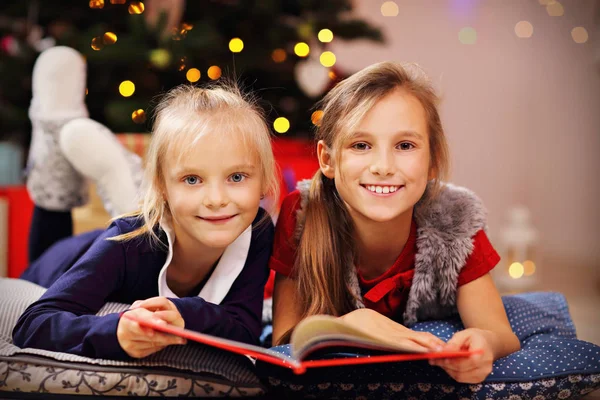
left=493, top=206, right=540, bottom=293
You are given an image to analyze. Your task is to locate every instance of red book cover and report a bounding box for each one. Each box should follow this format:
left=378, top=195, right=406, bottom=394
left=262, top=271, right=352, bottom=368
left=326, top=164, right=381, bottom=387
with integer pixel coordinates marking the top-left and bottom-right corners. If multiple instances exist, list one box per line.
left=122, top=313, right=480, bottom=375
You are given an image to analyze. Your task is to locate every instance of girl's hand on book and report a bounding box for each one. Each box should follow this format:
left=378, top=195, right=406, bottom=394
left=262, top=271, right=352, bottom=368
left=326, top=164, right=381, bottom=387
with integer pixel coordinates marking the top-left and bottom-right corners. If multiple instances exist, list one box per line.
left=117, top=307, right=187, bottom=359
left=429, top=328, right=494, bottom=383
left=130, top=296, right=184, bottom=329
left=341, top=308, right=446, bottom=352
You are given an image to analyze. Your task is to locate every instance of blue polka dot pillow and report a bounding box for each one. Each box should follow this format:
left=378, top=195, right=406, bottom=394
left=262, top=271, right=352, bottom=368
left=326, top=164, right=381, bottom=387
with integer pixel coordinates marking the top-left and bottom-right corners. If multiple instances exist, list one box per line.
left=258, top=292, right=600, bottom=399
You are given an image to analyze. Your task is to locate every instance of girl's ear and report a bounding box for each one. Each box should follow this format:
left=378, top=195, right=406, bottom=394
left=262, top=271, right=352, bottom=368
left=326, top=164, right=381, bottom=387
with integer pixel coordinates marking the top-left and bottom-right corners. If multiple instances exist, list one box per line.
left=317, top=140, right=335, bottom=179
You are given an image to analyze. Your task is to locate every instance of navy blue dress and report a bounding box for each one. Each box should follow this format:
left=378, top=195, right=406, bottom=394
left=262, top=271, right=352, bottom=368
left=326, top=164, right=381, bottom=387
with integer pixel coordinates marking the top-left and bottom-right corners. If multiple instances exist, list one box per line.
left=13, top=209, right=273, bottom=360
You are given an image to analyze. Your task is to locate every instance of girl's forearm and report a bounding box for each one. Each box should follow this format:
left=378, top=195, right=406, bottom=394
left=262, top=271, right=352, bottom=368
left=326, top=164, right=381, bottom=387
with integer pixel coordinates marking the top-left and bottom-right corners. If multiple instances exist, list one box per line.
left=481, top=328, right=521, bottom=360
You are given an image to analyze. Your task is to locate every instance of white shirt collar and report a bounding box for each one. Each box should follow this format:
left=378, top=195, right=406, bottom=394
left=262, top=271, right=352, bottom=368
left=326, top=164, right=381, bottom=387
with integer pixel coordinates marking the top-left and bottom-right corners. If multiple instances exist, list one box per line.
left=157, top=217, right=252, bottom=304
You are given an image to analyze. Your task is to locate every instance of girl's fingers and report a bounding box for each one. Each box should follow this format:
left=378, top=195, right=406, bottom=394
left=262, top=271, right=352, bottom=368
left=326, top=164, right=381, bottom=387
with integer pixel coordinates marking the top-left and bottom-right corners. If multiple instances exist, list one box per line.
left=133, top=297, right=175, bottom=312
left=410, top=332, right=446, bottom=351
left=131, top=300, right=142, bottom=309
left=153, top=310, right=185, bottom=328
left=396, top=338, right=432, bottom=353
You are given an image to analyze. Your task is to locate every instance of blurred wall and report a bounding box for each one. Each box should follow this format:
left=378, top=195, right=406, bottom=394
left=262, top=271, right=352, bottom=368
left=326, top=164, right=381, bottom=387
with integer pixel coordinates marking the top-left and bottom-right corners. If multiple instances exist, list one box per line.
left=331, top=0, right=600, bottom=288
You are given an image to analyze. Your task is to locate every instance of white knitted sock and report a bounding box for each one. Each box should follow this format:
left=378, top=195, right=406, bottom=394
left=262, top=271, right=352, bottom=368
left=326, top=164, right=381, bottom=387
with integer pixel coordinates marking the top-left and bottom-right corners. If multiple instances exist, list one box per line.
left=59, top=118, right=142, bottom=217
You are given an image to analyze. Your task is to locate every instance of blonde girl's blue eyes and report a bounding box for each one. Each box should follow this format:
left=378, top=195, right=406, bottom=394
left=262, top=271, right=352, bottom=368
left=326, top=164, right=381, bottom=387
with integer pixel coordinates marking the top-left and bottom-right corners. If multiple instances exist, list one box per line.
left=184, top=176, right=200, bottom=185
left=229, top=173, right=246, bottom=183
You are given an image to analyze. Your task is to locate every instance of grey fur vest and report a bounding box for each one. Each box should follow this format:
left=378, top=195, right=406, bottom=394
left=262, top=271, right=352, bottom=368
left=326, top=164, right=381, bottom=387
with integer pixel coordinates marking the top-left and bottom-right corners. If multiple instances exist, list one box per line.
left=294, top=180, right=488, bottom=326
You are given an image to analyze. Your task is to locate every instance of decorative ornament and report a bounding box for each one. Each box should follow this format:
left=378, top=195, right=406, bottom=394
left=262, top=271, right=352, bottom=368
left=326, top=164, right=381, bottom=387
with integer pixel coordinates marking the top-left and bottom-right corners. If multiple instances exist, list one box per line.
left=295, top=51, right=330, bottom=98
left=493, top=206, right=540, bottom=292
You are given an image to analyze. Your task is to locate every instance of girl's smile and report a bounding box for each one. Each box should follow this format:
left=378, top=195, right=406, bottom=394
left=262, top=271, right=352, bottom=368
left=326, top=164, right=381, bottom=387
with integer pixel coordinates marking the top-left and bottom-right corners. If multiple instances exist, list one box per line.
left=197, top=214, right=239, bottom=224
left=360, top=184, right=405, bottom=196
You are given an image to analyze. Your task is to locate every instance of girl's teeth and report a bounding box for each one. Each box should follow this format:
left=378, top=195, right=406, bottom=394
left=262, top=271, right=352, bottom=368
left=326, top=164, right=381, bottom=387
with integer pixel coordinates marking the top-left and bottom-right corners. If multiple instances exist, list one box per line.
left=365, top=185, right=399, bottom=193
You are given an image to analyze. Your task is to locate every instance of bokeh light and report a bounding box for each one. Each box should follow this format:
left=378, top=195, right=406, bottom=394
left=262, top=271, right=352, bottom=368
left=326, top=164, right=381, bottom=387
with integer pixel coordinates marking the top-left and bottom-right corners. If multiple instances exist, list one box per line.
left=89, top=0, right=104, bottom=9
left=119, top=80, right=135, bottom=97
left=102, top=32, right=117, bottom=45
left=318, top=29, right=334, bottom=43
left=128, top=1, right=144, bottom=14
left=207, top=66, right=222, bottom=80
left=273, top=117, right=290, bottom=134
left=571, top=27, right=589, bottom=43
left=320, top=51, right=336, bottom=67
left=515, top=21, right=533, bottom=38
left=311, top=110, right=324, bottom=126
left=132, top=109, right=146, bottom=124
left=271, top=48, right=287, bottom=63
left=91, top=37, right=104, bottom=51
left=229, top=38, right=244, bottom=53
left=381, top=1, right=399, bottom=17
left=509, top=262, right=525, bottom=279
left=523, top=260, right=536, bottom=276
left=186, top=68, right=201, bottom=82
left=546, top=1, right=564, bottom=16
left=294, top=42, right=310, bottom=57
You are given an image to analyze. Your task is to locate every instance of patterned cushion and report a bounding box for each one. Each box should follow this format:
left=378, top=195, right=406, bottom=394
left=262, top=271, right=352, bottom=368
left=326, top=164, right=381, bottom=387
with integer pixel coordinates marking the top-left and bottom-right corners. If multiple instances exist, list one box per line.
left=258, top=292, right=600, bottom=399
left=0, top=278, right=265, bottom=397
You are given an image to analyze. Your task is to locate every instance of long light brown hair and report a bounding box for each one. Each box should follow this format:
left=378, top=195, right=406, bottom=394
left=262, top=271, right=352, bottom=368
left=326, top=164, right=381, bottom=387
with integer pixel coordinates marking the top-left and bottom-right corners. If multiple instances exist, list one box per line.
left=110, top=82, right=279, bottom=244
left=293, top=61, right=450, bottom=330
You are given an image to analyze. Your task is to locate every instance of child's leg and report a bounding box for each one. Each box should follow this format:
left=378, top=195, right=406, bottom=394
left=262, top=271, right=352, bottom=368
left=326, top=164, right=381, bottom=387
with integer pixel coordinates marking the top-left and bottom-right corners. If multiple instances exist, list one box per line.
left=28, top=205, right=72, bottom=263
left=60, top=118, right=142, bottom=217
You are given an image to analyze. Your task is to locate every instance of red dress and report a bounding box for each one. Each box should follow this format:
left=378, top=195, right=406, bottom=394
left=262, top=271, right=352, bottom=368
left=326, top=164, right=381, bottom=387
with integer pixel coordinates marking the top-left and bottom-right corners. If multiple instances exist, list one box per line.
left=266, top=191, right=500, bottom=320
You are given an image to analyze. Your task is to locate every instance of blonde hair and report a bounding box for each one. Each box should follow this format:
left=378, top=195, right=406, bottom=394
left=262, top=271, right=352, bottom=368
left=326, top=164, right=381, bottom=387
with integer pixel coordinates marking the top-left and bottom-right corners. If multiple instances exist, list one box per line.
left=111, top=82, right=279, bottom=245
left=289, top=62, right=450, bottom=339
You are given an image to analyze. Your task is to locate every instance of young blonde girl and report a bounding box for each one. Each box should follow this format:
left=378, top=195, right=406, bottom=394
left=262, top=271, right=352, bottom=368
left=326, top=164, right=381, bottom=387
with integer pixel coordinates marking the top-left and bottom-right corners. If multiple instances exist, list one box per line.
left=271, top=62, right=520, bottom=384
left=14, top=83, right=279, bottom=360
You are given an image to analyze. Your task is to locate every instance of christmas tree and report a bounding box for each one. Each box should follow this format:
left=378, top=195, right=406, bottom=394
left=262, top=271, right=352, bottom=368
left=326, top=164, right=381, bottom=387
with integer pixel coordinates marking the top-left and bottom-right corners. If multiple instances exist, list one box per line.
left=0, top=0, right=383, bottom=150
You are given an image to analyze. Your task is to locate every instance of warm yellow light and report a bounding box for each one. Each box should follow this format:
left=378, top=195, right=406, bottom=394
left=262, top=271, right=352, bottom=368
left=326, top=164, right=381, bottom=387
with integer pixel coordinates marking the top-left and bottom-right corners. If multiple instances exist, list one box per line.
left=571, top=27, right=589, bottom=44
left=459, top=27, right=477, bottom=45
left=381, top=1, right=399, bottom=17
left=89, top=0, right=104, bottom=9
left=102, top=32, right=117, bottom=45
left=320, top=51, right=336, bottom=67
left=311, top=110, right=324, bottom=126
left=272, top=48, right=287, bottom=63
left=523, top=260, right=536, bottom=276
left=85, top=88, right=88, bottom=96
left=294, top=42, right=310, bottom=57
left=91, top=37, right=104, bottom=51
left=515, top=21, right=533, bottom=38
left=186, top=68, right=201, bottom=83
left=182, top=23, right=193, bottom=31
left=119, top=80, right=135, bottom=97
left=273, top=117, right=290, bottom=134
left=132, top=109, right=146, bottom=124
left=110, top=0, right=126, bottom=3
left=546, top=1, right=564, bottom=16
left=207, top=66, right=222, bottom=80
left=229, top=38, right=244, bottom=53
left=328, top=70, right=337, bottom=80
left=318, top=29, right=334, bottom=43
left=128, top=1, right=144, bottom=14
left=509, top=262, right=525, bottom=279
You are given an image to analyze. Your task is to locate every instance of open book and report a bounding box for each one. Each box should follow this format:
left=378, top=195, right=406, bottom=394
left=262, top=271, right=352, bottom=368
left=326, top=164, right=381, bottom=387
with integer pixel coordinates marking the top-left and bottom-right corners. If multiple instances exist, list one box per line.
left=122, top=313, right=480, bottom=375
